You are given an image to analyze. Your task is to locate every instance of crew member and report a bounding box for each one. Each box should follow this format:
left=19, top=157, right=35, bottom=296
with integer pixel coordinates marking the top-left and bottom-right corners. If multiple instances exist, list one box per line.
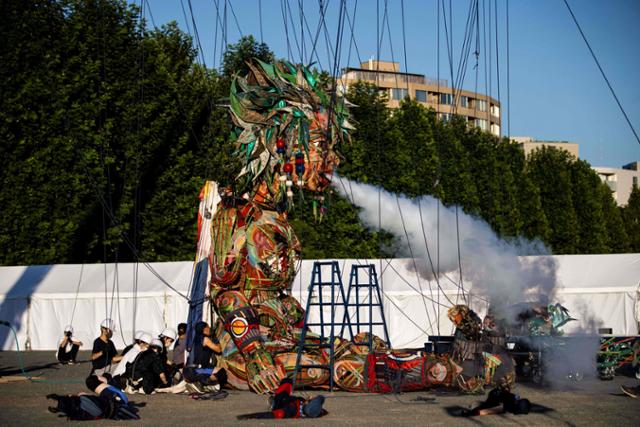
left=57, top=325, right=82, bottom=364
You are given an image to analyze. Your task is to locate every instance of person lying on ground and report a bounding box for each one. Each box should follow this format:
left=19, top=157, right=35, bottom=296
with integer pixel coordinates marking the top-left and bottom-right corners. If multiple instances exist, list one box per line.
left=620, top=384, right=639, bottom=398
left=57, top=325, right=82, bottom=365
left=462, top=386, right=531, bottom=416
left=127, top=338, right=170, bottom=394
left=90, top=319, right=122, bottom=376
left=237, top=378, right=327, bottom=419
left=47, top=375, right=139, bottom=420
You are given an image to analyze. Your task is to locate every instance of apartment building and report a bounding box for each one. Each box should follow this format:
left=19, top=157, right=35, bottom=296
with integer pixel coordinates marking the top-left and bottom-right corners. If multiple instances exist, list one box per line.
left=594, top=161, right=640, bottom=206
left=512, top=136, right=580, bottom=159
left=339, top=60, right=501, bottom=136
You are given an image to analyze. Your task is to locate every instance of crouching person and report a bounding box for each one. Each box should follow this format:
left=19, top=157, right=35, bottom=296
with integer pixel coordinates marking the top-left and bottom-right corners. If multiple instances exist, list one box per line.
left=183, top=321, right=227, bottom=395
left=57, top=325, right=82, bottom=364
left=129, top=338, right=170, bottom=394
left=46, top=375, right=139, bottom=420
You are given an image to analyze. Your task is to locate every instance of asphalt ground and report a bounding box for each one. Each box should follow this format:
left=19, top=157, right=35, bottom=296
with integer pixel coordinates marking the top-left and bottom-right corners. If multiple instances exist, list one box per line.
left=0, top=351, right=638, bottom=426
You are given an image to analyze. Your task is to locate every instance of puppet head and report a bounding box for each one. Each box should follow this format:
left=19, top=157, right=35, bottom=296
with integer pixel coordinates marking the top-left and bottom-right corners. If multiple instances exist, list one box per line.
left=228, top=59, right=353, bottom=207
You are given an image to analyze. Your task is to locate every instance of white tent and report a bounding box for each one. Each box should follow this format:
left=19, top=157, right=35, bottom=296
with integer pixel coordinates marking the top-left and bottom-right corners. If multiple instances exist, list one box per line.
left=0, top=262, right=197, bottom=351
left=0, top=254, right=638, bottom=351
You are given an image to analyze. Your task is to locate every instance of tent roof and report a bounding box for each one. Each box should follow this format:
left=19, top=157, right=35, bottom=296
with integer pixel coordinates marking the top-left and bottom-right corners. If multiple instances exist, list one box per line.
left=1, top=254, right=638, bottom=300
left=0, top=262, right=193, bottom=299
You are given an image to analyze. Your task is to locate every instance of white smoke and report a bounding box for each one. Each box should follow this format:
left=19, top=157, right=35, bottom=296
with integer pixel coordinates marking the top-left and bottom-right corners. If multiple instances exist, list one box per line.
left=333, top=176, right=558, bottom=317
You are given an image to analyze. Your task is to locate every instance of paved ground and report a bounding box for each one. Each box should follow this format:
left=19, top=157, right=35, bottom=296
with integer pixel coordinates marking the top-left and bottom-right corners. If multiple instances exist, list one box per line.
left=0, top=351, right=638, bottom=426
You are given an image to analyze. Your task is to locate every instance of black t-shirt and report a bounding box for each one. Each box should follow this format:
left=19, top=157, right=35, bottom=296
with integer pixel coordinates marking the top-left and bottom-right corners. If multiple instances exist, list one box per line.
left=192, top=334, right=219, bottom=368
left=92, top=337, right=117, bottom=369
left=133, top=350, right=164, bottom=378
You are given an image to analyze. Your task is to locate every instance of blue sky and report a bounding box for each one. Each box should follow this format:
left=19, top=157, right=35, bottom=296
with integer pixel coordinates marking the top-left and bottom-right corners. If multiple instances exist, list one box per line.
left=147, top=0, right=639, bottom=168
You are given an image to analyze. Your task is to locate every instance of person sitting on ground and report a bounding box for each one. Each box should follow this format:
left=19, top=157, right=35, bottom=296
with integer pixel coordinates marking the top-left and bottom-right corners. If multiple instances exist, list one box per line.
left=128, top=338, right=170, bottom=394
left=111, top=331, right=151, bottom=381
left=158, top=327, right=177, bottom=375
left=172, top=323, right=188, bottom=369
left=90, top=319, right=122, bottom=377
left=47, top=375, right=139, bottom=420
left=462, top=386, right=531, bottom=416
left=121, top=330, right=148, bottom=356
left=57, top=325, right=82, bottom=365
left=237, top=378, right=326, bottom=419
left=183, top=321, right=226, bottom=393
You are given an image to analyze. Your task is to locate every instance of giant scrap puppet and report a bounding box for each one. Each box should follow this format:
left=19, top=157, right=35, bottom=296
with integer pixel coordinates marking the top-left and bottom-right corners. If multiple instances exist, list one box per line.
left=199, top=59, right=513, bottom=394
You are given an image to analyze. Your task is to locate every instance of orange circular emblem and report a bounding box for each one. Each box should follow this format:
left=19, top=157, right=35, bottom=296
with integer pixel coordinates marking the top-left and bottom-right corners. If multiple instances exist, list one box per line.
left=230, top=317, right=248, bottom=338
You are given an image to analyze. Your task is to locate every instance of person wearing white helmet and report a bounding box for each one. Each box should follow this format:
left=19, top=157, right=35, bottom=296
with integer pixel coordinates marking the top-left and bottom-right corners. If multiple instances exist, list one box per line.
left=127, top=338, right=170, bottom=394
left=121, top=330, right=150, bottom=356
left=90, top=318, right=122, bottom=377
left=158, top=327, right=177, bottom=376
left=111, top=331, right=151, bottom=379
left=56, top=325, right=83, bottom=365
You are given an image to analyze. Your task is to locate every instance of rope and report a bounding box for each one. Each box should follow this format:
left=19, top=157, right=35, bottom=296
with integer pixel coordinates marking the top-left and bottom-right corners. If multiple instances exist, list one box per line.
left=506, top=0, right=510, bottom=137
left=563, top=0, right=640, bottom=146
left=69, top=264, right=84, bottom=327
left=0, top=323, right=83, bottom=384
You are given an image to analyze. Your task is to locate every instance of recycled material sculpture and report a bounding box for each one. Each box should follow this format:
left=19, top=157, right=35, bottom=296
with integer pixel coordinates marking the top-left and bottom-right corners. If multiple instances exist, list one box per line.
left=202, top=59, right=510, bottom=394
left=204, top=59, right=353, bottom=393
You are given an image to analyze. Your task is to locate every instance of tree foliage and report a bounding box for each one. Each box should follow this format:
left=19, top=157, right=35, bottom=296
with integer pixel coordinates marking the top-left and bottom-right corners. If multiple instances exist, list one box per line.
left=0, top=0, right=633, bottom=266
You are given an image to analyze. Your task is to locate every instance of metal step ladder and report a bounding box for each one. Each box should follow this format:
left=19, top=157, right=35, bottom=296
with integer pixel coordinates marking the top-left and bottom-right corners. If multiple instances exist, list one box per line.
left=340, top=264, right=391, bottom=350
left=292, top=261, right=348, bottom=391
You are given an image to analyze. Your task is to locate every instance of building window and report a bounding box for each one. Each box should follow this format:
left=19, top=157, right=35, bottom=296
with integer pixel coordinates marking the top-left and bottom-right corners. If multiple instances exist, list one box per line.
left=415, top=90, right=427, bottom=103
left=491, top=123, right=500, bottom=136
left=460, top=96, right=469, bottom=108
left=491, top=104, right=500, bottom=117
left=476, top=99, right=487, bottom=112
left=439, top=93, right=452, bottom=105
left=475, top=118, right=488, bottom=131
left=439, top=113, right=452, bottom=122
left=391, top=88, right=408, bottom=100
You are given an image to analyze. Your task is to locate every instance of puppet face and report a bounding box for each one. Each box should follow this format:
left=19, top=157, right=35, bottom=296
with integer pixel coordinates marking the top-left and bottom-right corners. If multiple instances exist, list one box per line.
left=280, top=110, right=340, bottom=194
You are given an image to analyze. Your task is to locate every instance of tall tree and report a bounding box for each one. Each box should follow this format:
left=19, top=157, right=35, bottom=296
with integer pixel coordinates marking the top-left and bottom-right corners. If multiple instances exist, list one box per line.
left=622, top=185, right=640, bottom=252
left=570, top=159, right=608, bottom=253
left=527, top=147, right=579, bottom=253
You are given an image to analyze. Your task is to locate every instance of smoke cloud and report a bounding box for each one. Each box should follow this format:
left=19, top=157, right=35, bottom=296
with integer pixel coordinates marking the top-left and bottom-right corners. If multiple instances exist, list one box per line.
left=333, top=176, right=558, bottom=317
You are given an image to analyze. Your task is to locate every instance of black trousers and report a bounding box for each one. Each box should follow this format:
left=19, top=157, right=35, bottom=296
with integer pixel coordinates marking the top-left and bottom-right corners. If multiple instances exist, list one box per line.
left=57, top=344, right=80, bottom=362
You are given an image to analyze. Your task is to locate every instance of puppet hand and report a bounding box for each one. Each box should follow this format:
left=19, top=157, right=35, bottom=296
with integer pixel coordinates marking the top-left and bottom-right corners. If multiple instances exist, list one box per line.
left=248, top=364, right=286, bottom=394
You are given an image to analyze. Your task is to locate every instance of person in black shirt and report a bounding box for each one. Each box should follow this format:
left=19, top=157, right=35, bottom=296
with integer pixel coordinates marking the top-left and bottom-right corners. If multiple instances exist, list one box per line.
left=183, top=321, right=226, bottom=393
left=129, top=338, right=170, bottom=394
left=91, top=319, right=122, bottom=376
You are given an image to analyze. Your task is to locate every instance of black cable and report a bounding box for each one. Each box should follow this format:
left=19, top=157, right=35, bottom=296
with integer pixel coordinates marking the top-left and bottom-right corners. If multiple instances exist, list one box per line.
left=258, top=0, right=264, bottom=43
left=227, top=0, right=243, bottom=37
left=494, top=0, right=500, bottom=114
left=506, top=0, right=510, bottom=137
left=280, top=0, right=293, bottom=60
left=563, top=0, right=640, bottom=146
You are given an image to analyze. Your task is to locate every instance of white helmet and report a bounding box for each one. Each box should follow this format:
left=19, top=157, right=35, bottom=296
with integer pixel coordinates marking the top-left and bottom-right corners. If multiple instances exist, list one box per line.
left=137, top=332, right=152, bottom=344
left=63, top=325, right=74, bottom=334
left=134, top=330, right=147, bottom=341
left=150, top=338, right=163, bottom=349
left=159, top=327, right=177, bottom=341
left=100, top=318, right=116, bottom=331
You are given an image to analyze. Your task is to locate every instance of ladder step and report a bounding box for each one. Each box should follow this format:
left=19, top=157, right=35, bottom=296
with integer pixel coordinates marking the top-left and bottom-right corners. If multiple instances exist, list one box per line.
left=345, top=303, right=383, bottom=307
left=305, top=322, right=349, bottom=327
